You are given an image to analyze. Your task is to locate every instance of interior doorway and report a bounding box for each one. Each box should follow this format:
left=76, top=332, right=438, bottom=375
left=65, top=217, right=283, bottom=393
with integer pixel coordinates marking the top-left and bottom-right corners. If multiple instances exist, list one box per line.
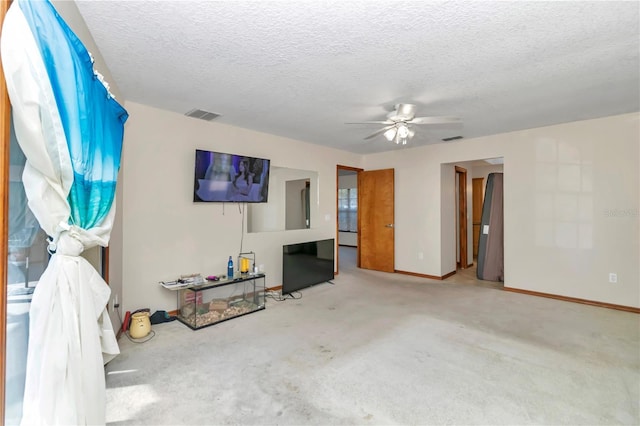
left=442, top=157, right=504, bottom=285
left=336, top=165, right=362, bottom=275
left=472, top=178, right=484, bottom=258
left=455, top=166, right=468, bottom=269
left=336, top=165, right=395, bottom=275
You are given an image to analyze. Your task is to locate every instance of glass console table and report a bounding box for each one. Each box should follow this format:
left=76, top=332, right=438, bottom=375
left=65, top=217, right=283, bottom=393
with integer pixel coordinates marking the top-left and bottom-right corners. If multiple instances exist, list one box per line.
left=172, top=274, right=265, bottom=330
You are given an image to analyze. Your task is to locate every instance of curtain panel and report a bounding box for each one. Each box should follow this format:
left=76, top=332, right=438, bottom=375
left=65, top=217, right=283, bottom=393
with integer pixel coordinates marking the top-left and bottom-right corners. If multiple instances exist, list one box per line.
left=1, top=0, right=128, bottom=423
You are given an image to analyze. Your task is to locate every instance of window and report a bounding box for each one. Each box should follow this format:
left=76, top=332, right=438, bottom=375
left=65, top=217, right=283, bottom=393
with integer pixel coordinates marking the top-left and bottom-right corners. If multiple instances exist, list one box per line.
left=338, top=188, right=357, bottom=232
left=6, top=114, right=50, bottom=425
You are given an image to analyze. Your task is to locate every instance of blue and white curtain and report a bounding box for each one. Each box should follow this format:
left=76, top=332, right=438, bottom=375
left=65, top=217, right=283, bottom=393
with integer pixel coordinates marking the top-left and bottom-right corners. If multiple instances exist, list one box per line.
left=2, top=0, right=128, bottom=424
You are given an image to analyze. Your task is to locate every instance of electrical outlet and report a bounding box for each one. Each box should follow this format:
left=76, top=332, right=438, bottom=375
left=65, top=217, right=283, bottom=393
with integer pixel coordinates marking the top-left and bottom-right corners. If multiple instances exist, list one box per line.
left=609, top=273, right=617, bottom=283
left=418, top=252, right=424, bottom=260
left=111, top=294, right=119, bottom=312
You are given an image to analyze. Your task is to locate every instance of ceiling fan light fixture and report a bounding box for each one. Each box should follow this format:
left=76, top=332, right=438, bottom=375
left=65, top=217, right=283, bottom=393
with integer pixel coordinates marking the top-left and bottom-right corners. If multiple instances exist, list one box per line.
left=383, top=127, right=397, bottom=141
left=394, top=133, right=408, bottom=145
left=397, top=124, right=410, bottom=138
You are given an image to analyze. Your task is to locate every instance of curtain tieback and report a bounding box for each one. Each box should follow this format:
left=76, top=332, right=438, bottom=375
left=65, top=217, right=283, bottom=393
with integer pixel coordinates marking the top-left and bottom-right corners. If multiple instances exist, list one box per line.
left=48, top=223, right=84, bottom=256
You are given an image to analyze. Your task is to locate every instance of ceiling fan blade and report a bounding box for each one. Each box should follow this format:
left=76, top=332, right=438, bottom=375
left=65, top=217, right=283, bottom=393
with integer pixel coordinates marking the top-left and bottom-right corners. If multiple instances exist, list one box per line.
left=346, top=121, right=395, bottom=125
left=409, top=116, right=462, bottom=125
left=364, top=125, right=395, bottom=140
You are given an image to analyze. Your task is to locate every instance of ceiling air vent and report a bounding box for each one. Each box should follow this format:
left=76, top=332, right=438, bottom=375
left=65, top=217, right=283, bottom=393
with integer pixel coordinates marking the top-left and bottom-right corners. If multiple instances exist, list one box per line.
left=442, top=136, right=463, bottom=142
left=185, top=109, right=221, bottom=121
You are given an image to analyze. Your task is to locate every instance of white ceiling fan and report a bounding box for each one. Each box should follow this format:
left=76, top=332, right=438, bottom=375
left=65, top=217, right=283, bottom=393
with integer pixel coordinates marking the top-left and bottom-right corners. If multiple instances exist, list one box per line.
left=347, top=103, right=461, bottom=145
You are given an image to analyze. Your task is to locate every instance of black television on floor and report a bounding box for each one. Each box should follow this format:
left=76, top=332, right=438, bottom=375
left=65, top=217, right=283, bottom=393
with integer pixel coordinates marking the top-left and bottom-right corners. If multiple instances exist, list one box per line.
left=282, top=239, right=335, bottom=295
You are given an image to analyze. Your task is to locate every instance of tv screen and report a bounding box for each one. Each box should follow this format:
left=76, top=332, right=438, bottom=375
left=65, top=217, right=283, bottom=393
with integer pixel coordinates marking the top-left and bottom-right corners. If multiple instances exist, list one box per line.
left=194, top=149, right=270, bottom=203
left=282, top=239, right=335, bottom=295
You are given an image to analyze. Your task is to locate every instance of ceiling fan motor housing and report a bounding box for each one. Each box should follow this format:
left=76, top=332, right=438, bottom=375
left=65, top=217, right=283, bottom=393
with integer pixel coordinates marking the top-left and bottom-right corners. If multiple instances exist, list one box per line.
left=387, top=103, right=416, bottom=121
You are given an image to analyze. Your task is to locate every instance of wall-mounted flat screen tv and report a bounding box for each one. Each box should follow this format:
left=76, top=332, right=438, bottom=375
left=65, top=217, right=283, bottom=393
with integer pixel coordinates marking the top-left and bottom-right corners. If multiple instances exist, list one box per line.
left=194, top=149, right=270, bottom=203
left=282, top=239, right=335, bottom=295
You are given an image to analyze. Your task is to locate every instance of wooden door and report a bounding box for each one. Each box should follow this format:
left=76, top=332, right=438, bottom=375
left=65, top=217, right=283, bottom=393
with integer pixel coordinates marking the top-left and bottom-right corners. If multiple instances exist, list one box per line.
left=358, top=168, right=394, bottom=272
left=472, top=178, right=484, bottom=257
left=455, top=166, right=468, bottom=269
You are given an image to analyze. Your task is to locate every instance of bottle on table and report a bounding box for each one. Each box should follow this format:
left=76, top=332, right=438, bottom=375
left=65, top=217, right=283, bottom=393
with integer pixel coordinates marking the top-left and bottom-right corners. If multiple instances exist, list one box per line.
left=227, top=256, right=234, bottom=279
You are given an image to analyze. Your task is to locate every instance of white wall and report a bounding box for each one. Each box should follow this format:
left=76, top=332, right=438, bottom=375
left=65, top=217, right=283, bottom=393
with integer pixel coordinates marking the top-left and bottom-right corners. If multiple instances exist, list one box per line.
left=338, top=173, right=358, bottom=246
left=120, top=102, right=361, bottom=313
left=339, top=174, right=357, bottom=188
left=365, top=113, right=640, bottom=308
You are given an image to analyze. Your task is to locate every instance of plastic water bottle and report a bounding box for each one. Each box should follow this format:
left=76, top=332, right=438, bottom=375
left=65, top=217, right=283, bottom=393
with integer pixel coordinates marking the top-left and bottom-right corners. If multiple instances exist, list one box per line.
left=227, top=256, right=234, bottom=279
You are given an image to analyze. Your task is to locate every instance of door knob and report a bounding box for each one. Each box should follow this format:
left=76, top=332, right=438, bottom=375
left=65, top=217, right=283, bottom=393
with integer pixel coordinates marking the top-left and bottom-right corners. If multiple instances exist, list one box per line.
left=385, top=223, right=394, bottom=228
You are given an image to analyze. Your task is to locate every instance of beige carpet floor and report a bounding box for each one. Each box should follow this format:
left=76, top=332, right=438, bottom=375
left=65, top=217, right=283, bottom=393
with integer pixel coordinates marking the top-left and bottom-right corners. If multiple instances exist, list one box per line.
left=105, top=247, right=639, bottom=425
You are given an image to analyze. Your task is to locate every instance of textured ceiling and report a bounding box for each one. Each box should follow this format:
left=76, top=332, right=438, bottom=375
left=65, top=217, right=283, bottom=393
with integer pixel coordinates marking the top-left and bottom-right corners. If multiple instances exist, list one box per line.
left=75, top=1, right=640, bottom=154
